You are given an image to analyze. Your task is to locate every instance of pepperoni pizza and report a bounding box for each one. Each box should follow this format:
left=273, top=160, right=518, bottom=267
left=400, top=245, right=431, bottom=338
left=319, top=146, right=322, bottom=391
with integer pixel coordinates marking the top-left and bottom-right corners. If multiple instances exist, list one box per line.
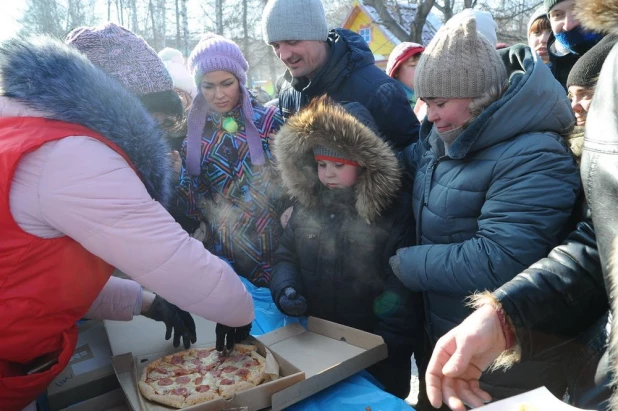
left=138, top=344, right=267, bottom=408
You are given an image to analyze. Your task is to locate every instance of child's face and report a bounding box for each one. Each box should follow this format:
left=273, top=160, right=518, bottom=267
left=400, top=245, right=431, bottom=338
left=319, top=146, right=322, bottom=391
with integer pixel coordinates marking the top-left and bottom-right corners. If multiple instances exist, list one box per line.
left=396, top=55, right=420, bottom=90
left=317, top=159, right=362, bottom=189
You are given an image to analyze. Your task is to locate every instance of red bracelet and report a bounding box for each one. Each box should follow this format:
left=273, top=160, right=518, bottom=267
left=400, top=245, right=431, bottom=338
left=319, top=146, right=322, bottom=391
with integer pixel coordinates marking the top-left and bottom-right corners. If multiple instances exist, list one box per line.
left=494, top=305, right=516, bottom=351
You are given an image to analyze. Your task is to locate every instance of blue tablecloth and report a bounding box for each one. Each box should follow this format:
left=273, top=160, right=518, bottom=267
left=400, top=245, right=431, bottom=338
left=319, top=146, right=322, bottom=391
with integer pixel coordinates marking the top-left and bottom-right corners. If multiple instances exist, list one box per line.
left=244, top=277, right=413, bottom=411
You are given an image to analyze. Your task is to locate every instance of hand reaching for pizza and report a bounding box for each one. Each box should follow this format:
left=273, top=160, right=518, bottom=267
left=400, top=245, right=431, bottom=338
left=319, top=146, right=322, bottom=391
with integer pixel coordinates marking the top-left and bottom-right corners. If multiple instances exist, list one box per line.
left=215, top=323, right=252, bottom=352
left=278, top=287, right=307, bottom=317
left=143, top=295, right=197, bottom=349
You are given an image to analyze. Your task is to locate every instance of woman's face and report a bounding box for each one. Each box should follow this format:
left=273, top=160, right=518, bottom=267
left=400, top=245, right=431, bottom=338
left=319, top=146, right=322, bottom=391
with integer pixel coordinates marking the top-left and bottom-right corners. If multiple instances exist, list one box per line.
left=568, top=85, right=594, bottom=126
left=200, top=71, right=241, bottom=113
left=528, top=27, right=551, bottom=64
left=424, top=98, right=473, bottom=133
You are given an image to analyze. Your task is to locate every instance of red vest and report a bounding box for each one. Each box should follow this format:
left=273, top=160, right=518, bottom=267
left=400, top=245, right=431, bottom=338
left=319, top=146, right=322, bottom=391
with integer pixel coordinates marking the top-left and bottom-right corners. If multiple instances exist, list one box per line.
left=0, top=117, right=136, bottom=410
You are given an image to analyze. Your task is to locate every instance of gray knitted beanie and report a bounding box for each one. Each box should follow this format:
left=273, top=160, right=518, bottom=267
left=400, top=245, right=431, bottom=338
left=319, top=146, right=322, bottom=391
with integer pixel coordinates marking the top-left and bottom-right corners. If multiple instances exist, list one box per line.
left=66, top=22, right=173, bottom=96
left=414, top=14, right=508, bottom=99
left=261, top=0, right=329, bottom=44
left=544, top=0, right=566, bottom=12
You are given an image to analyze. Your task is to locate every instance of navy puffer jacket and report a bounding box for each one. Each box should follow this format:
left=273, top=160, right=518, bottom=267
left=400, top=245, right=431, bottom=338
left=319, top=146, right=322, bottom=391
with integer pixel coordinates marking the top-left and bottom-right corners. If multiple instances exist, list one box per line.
left=277, top=29, right=419, bottom=150
left=394, top=45, right=581, bottom=343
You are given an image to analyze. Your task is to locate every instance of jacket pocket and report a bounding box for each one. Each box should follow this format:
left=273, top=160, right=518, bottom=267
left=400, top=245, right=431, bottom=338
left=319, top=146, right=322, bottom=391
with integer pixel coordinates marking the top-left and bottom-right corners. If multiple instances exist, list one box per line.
left=294, top=228, right=321, bottom=276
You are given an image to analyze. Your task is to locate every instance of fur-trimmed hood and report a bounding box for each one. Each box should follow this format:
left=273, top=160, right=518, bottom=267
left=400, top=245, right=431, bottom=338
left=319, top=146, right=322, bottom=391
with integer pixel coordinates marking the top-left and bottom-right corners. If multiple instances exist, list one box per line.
left=0, top=36, right=173, bottom=206
left=577, top=0, right=618, bottom=35
left=274, top=97, right=401, bottom=223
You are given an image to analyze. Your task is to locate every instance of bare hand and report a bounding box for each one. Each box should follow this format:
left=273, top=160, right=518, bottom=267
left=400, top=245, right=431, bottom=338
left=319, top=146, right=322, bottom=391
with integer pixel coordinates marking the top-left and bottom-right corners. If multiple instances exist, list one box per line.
left=426, top=304, right=506, bottom=410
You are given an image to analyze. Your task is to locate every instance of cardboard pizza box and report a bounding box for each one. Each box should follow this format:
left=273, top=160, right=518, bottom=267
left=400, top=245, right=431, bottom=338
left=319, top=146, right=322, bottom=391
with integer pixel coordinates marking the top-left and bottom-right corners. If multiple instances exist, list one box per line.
left=110, top=336, right=304, bottom=411
left=59, top=388, right=129, bottom=411
left=105, top=316, right=387, bottom=411
left=258, top=317, right=388, bottom=410
left=471, top=386, right=594, bottom=410
left=47, top=320, right=119, bottom=410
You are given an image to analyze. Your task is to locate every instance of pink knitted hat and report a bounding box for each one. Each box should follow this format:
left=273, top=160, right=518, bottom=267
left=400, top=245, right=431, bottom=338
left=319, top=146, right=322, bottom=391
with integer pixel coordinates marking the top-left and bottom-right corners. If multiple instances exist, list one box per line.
left=186, top=34, right=264, bottom=176
left=65, top=22, right=173, bottom=96
left=386, top=42, right=425, bottom=78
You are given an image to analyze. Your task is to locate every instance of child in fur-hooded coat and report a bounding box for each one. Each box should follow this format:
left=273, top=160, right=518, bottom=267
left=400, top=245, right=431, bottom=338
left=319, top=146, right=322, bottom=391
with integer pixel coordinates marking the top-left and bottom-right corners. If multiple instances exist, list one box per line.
left=270, top=96, right=424, bottom=399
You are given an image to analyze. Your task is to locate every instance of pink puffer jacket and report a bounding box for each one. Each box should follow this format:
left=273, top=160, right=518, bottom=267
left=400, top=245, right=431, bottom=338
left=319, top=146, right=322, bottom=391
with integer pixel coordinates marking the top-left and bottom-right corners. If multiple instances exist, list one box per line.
left=4, top=97, right=254, bottom=327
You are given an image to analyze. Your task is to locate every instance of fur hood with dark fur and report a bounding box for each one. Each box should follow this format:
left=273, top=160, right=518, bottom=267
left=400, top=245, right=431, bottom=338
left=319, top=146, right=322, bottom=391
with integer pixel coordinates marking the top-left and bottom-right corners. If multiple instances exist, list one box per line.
left=577, top=0, right=618, bottom=35
left=0, top=36, right=173, bottom=206
left=274, top=97, right=401, bottom=223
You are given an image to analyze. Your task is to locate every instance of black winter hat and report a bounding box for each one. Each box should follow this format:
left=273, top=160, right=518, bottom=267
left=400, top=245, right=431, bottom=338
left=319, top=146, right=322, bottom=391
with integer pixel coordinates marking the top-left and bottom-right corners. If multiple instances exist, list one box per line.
left=544, top=0, right=565, bottom=12
left=567, top=34, right=617, bottom=88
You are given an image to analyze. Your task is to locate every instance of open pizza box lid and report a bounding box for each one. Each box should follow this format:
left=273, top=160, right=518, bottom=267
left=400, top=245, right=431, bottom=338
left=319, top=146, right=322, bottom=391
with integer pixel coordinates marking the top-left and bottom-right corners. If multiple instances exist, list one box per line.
left=471, top=387, right=594, bottom=410
left=257, top=317, right=388, bottom=410
left=106, top=316, right=387, bottom=411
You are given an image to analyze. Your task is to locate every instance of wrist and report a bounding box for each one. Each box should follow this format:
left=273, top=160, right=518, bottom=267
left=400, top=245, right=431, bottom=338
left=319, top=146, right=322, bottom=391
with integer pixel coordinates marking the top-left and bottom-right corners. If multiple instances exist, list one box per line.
left=493, top=304, right=515, bottom=350
left=140, top=291, right=157, bottom=315
left=469, top=292, right=516, bottom=351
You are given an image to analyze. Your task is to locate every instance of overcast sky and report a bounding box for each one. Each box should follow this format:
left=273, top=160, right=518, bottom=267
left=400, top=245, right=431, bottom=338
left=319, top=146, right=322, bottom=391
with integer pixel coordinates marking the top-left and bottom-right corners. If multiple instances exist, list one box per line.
left=0, top=4, right=24, bottom=41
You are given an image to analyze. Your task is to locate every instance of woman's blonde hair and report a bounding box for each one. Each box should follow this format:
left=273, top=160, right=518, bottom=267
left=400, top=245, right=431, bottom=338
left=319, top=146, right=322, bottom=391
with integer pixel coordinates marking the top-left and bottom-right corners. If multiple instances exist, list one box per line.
left=464, top=82, right=509, bottom=128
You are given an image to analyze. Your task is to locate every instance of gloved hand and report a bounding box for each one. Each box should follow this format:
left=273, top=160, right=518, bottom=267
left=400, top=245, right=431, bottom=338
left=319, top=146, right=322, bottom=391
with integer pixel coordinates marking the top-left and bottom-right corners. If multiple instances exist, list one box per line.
left=215, top=323, right=252, bottom=352
left=278, top=287, right=307, bottom=317
left=143, top=295, right=197, bottom=349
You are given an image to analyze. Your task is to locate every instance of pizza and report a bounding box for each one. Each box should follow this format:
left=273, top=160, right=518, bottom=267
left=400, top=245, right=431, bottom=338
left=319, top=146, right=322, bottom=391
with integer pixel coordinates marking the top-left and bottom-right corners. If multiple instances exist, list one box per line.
left=138, top=344, right=268, bottom=408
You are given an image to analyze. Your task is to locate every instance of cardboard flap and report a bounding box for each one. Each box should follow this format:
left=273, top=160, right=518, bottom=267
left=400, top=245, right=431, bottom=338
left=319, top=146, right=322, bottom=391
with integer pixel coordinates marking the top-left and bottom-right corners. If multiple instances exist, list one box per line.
left=263, top=318, right=388, bottom=411
left=258, top=318, right=386, bottom=378
left=307, top=317, right=385, bottom=350
left=104, top=316, right=217, bottom=357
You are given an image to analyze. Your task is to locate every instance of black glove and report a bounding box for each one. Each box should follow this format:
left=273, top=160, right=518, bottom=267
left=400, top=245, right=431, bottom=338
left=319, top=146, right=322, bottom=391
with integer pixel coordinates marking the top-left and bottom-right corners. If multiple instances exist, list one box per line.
left=278, top=287, right=307, bottom=317
left=143, top=295, right=197, bottom=349
left=215, top=323, right=252, bottom=352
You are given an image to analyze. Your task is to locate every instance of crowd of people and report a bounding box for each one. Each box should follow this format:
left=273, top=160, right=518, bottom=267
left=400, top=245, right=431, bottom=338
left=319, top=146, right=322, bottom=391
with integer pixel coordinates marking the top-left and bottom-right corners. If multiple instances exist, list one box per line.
left=1, top=0, right=618, bottom=410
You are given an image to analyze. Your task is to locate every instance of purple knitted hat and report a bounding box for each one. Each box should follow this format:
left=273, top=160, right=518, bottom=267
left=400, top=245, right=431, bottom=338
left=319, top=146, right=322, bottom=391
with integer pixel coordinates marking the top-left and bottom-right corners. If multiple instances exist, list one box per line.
left=185, top=33, right=264, bottom=176
left=65, top=22, right=173, bottom=96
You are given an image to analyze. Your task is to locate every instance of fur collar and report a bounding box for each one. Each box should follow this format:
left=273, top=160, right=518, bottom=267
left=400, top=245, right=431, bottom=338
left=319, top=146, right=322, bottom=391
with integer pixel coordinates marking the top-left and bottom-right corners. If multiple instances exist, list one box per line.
left=274, top=97, right=401, bottom=223
left=566, top=126, right=584, bottom=163
left=577, top=0, right=618, bottom=35
left=0, top=36, right=173, bottom=206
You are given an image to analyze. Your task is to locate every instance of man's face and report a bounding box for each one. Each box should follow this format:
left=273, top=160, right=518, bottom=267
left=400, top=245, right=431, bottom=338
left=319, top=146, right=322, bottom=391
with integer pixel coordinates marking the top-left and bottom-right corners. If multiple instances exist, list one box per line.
left=548, top=0, right=579, bottom=34
left=270, top=40, right=327, bottom=79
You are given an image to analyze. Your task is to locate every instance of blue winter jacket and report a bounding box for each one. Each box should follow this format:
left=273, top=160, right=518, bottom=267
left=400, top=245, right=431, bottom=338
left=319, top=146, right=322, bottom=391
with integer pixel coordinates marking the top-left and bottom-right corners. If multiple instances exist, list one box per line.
left=277, top=29, right=420, bottom=150
left=395, top=45, right=581, bottom=343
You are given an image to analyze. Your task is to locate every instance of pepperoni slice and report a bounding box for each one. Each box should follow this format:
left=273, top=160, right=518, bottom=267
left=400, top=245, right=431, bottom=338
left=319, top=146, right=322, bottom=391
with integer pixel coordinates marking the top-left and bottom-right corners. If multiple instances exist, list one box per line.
left=196, top=385, right=211, bottom=392
left=232, top=354, right=248, bottom=362
left=243, top=359, right=259, bottom=367
left=190, top=359, right=202, bottom=366
left=211, top=369, right=222, bottom=378
left=220, top=378, right=234, bottom=385
left=201, top=363, right=216, bottom=372
left=170, top=355, right=183, bottom=364
left=175, top=376, right=191, bottom=384
left=222, top=366, right=238, bottom=373
left=158, top=378, right=173, bottom=386
left=236, top=368, right=250, bottom=377
left=198, top=350, right=213, bottom=358
left=194, top=376, right=203, bottom=385
left=171, top=387, right=189, bottom=396
left=152, top=367, right=169, bottom=375
left=173, top=369, right=188, bottom=376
